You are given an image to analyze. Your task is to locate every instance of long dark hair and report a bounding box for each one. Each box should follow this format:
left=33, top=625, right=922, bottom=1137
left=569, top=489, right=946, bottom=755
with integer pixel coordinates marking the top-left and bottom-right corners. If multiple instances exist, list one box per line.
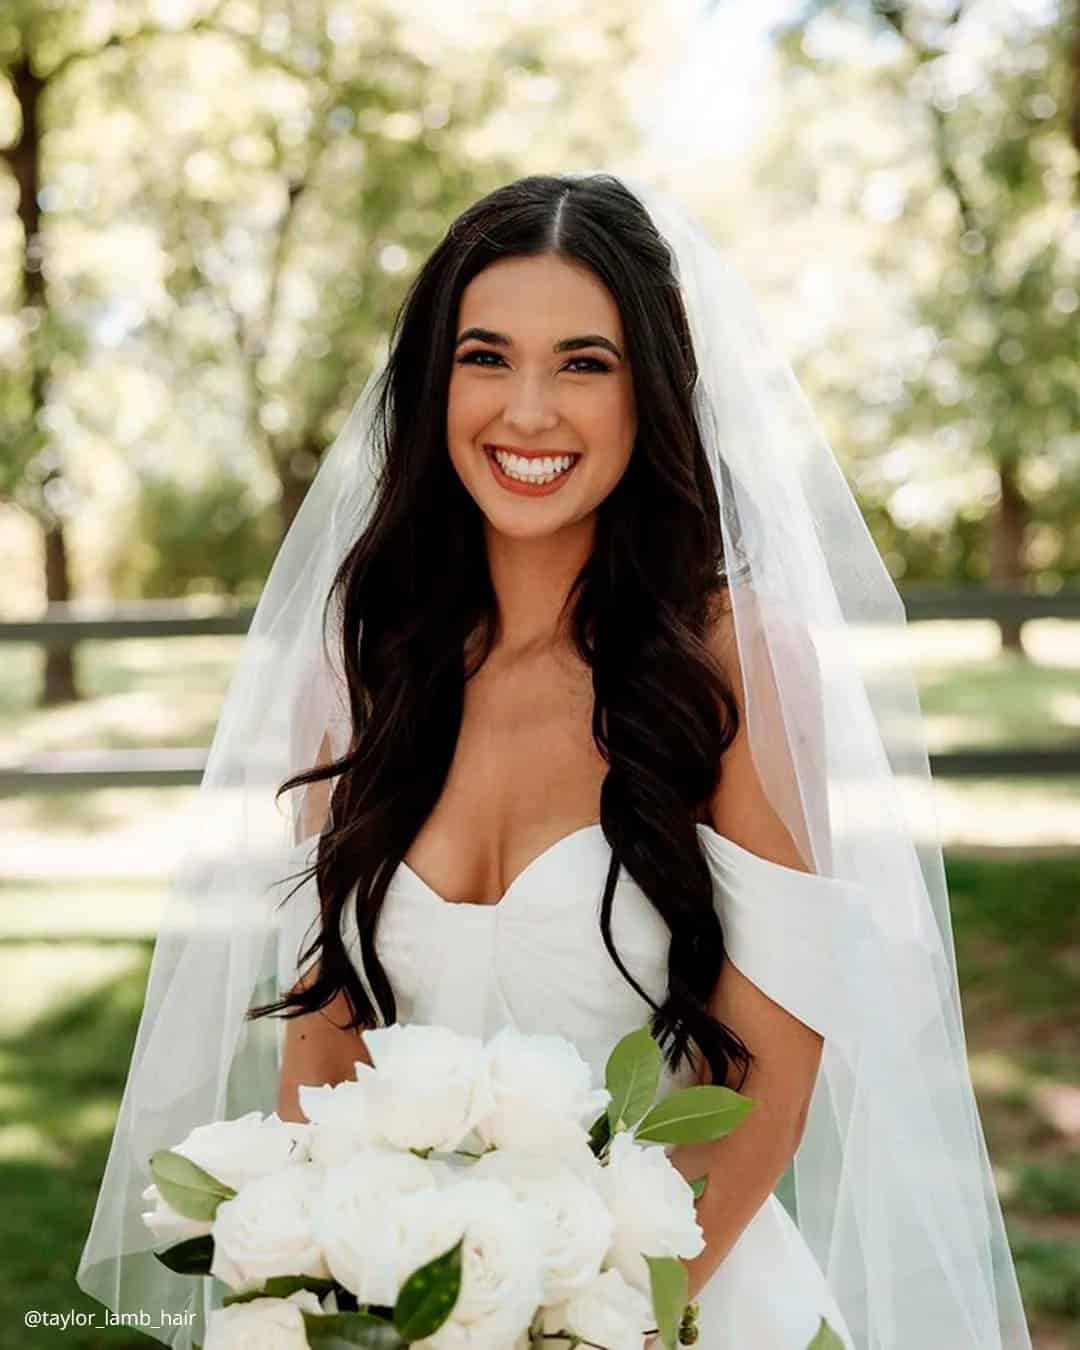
left=249, top=173, right=754, bottom=1092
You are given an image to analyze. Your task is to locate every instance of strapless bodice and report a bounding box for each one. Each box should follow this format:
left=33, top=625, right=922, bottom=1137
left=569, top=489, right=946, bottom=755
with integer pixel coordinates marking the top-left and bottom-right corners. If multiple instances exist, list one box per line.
left=278, top=822, right=866, bottom=1100
left=352, top=821, right=697, bottom=1096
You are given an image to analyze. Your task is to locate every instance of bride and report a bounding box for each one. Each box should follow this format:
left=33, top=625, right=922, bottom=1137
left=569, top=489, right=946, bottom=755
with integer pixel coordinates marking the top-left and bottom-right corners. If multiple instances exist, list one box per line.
left=77, top=172, right=1032, bottom=1350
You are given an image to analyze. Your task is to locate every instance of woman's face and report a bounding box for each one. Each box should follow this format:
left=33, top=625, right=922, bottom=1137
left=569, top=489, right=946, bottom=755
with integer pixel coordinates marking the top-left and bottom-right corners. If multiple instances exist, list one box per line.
left=447, top=253, right=637, bottom=538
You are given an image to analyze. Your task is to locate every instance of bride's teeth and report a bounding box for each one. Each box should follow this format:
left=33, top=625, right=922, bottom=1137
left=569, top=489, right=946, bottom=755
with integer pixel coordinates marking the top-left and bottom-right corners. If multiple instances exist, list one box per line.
left=493, top=450, right=577, bottom=484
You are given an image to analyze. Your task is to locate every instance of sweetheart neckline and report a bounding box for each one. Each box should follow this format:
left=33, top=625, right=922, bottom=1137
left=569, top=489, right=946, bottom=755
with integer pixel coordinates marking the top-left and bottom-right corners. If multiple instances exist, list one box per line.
left=396, top=821, right=604, bottom=911
left=393, top=820, right=793, bottom=913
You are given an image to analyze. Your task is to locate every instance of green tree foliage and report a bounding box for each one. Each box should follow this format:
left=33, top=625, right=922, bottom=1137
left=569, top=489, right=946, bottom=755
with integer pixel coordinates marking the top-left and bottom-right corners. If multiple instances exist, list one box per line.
left=1, top=0, right=653, bottom=615
left=766, top=0, right=1080, bottom=599
left=107, top=468, right=279, bottom=599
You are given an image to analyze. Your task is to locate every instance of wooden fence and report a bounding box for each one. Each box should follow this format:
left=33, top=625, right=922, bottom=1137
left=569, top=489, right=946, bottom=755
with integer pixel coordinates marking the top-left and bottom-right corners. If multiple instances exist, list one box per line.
left=1, top=588, right=1078, bottom=793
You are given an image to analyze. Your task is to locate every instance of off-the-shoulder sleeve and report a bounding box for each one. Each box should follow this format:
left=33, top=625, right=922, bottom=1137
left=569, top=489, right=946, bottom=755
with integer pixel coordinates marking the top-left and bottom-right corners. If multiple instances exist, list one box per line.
left=696, top=825, right=869, bottom=1053
left=696, top=825, right=1013, bottom=1348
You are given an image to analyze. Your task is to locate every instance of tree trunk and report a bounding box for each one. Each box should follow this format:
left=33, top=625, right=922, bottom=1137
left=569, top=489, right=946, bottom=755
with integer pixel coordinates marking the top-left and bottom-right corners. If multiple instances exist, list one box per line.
left=12, top=55, right=80, bottom=703
left=989, top=459, right=1028, bottom=652
left=41, top=517, right=79, bottom=704
left=277, top=453, right=317, bottom=537
left=1070, top=0, right=1080, bottom=191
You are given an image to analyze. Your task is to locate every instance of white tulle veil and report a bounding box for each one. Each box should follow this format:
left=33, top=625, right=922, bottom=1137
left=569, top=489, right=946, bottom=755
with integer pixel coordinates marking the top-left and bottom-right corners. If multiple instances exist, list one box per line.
left=76, top=170, right=1032, bottom=1349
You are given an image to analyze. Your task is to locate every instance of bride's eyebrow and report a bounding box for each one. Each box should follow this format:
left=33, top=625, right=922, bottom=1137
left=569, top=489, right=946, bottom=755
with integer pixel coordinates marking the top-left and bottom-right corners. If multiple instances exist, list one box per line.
left=454, top=327, right=623, bottom=360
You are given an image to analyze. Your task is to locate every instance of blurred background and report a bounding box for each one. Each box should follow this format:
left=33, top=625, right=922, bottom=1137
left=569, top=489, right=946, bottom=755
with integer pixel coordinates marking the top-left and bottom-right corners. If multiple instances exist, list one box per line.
left=0, top=0, right=1077, bottom=1345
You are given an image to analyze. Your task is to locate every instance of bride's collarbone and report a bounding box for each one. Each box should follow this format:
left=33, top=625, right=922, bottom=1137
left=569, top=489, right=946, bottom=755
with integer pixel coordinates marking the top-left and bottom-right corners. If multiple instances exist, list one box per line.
left=404, top=650, right=604, bottom=904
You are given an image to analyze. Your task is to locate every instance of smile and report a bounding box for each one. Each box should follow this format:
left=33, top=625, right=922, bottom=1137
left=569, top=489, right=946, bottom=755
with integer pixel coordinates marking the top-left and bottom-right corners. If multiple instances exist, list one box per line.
left=484, top=445, right=582, bottom=496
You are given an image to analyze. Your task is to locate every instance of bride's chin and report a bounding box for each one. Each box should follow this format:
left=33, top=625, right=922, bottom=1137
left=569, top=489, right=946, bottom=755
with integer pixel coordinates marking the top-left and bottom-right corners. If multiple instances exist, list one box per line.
left=484, top=511, right=569, bottom=541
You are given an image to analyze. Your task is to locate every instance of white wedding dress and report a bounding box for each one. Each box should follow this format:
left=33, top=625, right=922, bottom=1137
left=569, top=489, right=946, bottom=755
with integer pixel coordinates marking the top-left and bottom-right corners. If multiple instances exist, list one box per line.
left=293, top=820, right=857, bottom=1349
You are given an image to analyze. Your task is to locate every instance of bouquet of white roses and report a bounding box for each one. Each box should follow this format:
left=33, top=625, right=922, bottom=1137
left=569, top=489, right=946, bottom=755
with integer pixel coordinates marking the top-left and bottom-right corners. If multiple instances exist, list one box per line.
left=143, top=1022, right=843, bottom=1350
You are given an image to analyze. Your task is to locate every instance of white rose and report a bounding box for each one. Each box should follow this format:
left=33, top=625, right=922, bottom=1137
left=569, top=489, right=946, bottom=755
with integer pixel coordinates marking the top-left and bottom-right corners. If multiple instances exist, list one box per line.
left=142, top=1111, right=311, bottom=1243
left=596, top=1132, right=705, bottom=1293
left=363, top=1023, right=497, bottom=1152
left=475, top=1097, right=598, bottom=1161
left=203, top=1289, right=323, bottom=1350
left=470, top=1150, right=614, bottom=1304
left=543, top=1268, right=654, bottom=1350
left=310, top=1148, right=441, bottom=1303
left=427, top=1154, right=467, bottom=1186
left=406, top=1177, right=545, bottom=1350
left=211, top=1165, right=329, bottom=1294
left=474, top=1027, right=610, bottom=1156
left=176, top=1111, right=311, bottom=1187
left=298, top=1078, right=390, bottom=1166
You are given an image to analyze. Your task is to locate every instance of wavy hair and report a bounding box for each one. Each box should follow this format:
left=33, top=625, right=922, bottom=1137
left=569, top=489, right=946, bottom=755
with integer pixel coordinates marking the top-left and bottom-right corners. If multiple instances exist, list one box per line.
left=249, top=173, right=753, bottom=1092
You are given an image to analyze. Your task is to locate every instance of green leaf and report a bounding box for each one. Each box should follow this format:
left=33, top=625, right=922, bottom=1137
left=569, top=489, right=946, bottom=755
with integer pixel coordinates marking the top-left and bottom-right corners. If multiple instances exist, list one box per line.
left=633, top=1085, right=755, bottom=1145
left=223, top=1275, right=338, bottom=1306
left=150, top=1150, right=236, bottom=1222
left=688, top=1174, right=708, bottom=1201
left=806, top=1316, right=847, bottom=1349
left=152, top=1234, right=214, bottom=1275
left=303, top=1310, right=405, bottom=1349
left=587, top=1108, right=611, bottom=1157
left=393, top=1238, right=464, bottom=1341
left=605, top=1027, right=663, bottom=1133
left=645, top=1255, right=687, bottom=1350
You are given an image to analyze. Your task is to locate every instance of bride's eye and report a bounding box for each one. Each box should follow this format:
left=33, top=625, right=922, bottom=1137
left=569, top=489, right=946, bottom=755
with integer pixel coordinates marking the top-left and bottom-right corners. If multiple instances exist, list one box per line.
left=455, top=350, right=611, bottom=373
left=456, top=350, right=504, bottom=368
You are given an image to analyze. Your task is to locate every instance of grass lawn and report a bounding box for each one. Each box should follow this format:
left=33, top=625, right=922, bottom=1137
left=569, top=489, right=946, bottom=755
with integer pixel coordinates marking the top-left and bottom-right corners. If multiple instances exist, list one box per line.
left=0, top=939, right=155, bottom=1349
left=947, top=856, right=1080, bottom=1346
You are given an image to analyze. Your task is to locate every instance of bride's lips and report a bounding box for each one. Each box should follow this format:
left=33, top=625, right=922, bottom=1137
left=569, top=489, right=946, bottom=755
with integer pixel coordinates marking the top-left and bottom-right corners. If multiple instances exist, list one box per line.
left=483, top=444, right=582, bottom=498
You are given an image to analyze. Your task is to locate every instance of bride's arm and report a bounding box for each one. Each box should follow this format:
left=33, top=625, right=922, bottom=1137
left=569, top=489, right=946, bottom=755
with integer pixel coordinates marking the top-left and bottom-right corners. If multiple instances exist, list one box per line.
left=666, top=602, right=825, bottom=1300
left=277, top=965, right=372, bottom=1123
left=277, top=731, right=372, bottom=1123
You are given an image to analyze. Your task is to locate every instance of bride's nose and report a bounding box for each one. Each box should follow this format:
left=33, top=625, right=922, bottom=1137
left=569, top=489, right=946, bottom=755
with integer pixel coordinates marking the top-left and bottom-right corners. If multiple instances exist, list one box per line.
left=502, top=373, right=560, bottom=436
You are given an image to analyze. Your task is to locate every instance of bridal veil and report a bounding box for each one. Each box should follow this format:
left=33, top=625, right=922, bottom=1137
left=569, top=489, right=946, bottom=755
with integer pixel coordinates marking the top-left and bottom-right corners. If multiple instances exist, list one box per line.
left=76, top=171, right=1032, bottom=1350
